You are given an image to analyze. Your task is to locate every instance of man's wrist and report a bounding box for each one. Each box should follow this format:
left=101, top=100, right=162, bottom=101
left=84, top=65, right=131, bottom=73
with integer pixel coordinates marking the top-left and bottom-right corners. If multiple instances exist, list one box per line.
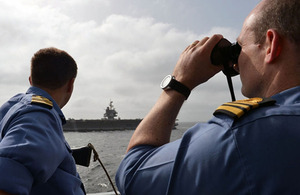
left=163, top=87, right=188, bottom=101
left=160, top=75, right=191, bottom=100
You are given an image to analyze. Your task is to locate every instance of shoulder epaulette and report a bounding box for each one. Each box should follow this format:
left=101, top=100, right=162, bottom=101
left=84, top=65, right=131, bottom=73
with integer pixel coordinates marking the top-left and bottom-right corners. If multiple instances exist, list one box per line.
left=31, top=95, right=53, bottom=109
left=213, top=97, right=276, bottom=119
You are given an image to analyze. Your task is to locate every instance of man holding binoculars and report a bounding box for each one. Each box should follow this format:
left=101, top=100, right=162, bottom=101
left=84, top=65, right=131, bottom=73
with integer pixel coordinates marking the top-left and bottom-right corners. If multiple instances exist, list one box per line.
left=116, top=0, right=300, bottom=194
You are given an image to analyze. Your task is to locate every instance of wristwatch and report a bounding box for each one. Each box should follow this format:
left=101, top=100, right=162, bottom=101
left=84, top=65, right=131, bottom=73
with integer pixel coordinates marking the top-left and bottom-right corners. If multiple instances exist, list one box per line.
left=160, top=75, right=191, bottom=99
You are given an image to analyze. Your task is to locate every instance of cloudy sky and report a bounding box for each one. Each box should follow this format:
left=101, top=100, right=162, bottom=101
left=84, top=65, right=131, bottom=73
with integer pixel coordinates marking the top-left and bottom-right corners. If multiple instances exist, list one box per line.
left=0, top=0, right=261, bottom=122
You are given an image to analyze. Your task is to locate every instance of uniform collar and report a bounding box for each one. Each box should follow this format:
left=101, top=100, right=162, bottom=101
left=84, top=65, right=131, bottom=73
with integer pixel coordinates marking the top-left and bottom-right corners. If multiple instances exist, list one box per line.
left=26, top=86, right=66, bottom=124
left=271, top=86, right=300, bottom=105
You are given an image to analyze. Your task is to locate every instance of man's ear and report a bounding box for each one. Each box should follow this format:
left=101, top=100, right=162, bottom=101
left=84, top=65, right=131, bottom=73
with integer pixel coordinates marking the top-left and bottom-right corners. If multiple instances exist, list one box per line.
left=66, top=78, right=75, bottom=93
left=29, top=76, right=32, bottom=85
left=265, top=29, right=282, bottom=63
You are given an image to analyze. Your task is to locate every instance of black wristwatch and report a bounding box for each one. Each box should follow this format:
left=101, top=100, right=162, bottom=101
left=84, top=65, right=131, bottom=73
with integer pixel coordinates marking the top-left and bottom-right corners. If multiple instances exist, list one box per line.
left=160, top=75, right=191, bottom=99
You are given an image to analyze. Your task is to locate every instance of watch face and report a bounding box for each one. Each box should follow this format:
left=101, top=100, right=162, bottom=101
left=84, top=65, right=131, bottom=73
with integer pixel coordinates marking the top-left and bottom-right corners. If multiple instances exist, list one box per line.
left=160, top=75, right=172, bottom=89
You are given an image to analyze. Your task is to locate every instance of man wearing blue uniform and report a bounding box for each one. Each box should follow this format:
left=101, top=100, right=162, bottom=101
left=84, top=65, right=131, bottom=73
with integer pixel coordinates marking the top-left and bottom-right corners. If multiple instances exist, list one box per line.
left=116, top=0, right=300, bottom=194
left=0, top=48, right=85, bottom=194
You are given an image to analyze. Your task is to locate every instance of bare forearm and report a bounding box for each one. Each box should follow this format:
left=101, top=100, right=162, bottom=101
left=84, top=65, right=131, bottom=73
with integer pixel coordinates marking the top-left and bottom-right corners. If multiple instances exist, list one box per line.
left=126, top=35, right=223, bottom=152
left=127, top=90, right=185, bottom=152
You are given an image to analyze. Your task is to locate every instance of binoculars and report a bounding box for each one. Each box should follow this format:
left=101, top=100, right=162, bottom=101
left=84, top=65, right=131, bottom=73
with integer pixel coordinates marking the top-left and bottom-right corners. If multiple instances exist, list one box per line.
left=210, top=38, right=241, bottom=77
left=210, top=38, right=242, bottom=101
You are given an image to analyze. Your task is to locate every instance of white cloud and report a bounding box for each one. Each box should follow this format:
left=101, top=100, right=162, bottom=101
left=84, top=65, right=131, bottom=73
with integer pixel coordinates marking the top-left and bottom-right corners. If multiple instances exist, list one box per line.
left=0, top=0, right=244, bottom=122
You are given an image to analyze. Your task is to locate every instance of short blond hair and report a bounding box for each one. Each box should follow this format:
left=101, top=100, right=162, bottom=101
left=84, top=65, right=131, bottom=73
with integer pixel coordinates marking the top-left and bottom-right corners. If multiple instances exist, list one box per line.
left=253, top=0, right=300, bottom=44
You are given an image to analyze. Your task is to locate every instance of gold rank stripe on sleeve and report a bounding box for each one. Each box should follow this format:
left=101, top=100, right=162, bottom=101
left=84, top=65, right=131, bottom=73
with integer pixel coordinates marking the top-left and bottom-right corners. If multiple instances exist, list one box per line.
left=31, top=95, right=53, bottom=109
left=213, top=97, right=276, bottom=119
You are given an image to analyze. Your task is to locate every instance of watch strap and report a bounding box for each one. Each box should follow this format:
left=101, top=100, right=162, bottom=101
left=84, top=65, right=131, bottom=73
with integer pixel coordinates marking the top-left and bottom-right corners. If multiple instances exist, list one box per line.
left=170, top=78, right=191, bottom=99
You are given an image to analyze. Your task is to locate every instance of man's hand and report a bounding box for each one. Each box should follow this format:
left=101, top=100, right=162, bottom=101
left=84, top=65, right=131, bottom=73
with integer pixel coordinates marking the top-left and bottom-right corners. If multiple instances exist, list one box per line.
left=172, top=34, right=223, bottom=90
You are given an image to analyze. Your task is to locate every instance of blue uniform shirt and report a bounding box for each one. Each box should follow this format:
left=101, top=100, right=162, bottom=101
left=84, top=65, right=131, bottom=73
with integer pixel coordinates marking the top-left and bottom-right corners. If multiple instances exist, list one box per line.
left=0, top=87, right=85, bottom=195
left=116, top=86, right=300, bottom=195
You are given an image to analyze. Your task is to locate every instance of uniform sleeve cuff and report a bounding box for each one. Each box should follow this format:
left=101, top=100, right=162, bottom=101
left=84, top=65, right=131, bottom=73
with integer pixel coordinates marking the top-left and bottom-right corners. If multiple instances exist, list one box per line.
left=0, top=157, right=33, bottom=194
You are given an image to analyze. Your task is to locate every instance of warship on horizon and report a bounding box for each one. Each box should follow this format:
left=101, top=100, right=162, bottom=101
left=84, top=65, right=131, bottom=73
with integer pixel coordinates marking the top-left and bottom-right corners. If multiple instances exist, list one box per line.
left=63, top=101, right=144, bottom=132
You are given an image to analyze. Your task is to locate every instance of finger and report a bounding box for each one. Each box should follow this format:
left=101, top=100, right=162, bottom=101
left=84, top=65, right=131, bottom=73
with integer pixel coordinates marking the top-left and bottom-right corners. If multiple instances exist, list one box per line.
left=186, top=37, right=210, bottom=52
left=190, top=40, right=200, bottom=47
left=202, top=34, right=223, bottom=52
left=184, top=40, right=199, bottom=52
left=198, top=37, right=210, bottom=46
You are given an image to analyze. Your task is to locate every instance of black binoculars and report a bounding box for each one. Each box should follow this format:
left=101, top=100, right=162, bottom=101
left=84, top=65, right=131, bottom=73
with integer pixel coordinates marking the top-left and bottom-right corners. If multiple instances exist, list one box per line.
left=210, top=38, right=241, bottom=77
left=210, top=38, right=242, bottom=101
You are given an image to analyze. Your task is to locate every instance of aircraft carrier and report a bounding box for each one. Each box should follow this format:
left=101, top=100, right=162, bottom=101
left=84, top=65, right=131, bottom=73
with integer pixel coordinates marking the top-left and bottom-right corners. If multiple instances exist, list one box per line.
left=63, top=101, right=142, bottom=131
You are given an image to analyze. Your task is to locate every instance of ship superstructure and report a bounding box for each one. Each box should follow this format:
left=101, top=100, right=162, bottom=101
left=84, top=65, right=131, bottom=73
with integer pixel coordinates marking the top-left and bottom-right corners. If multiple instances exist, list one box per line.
left=63, top=101, right=142, bottom=131
left=103, top=101, right=118, bottom=120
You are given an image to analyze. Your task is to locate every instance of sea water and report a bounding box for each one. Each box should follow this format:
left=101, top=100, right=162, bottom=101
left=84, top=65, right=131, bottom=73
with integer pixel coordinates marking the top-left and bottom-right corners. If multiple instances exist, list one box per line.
left=65, top=122, right=197, bottom=194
